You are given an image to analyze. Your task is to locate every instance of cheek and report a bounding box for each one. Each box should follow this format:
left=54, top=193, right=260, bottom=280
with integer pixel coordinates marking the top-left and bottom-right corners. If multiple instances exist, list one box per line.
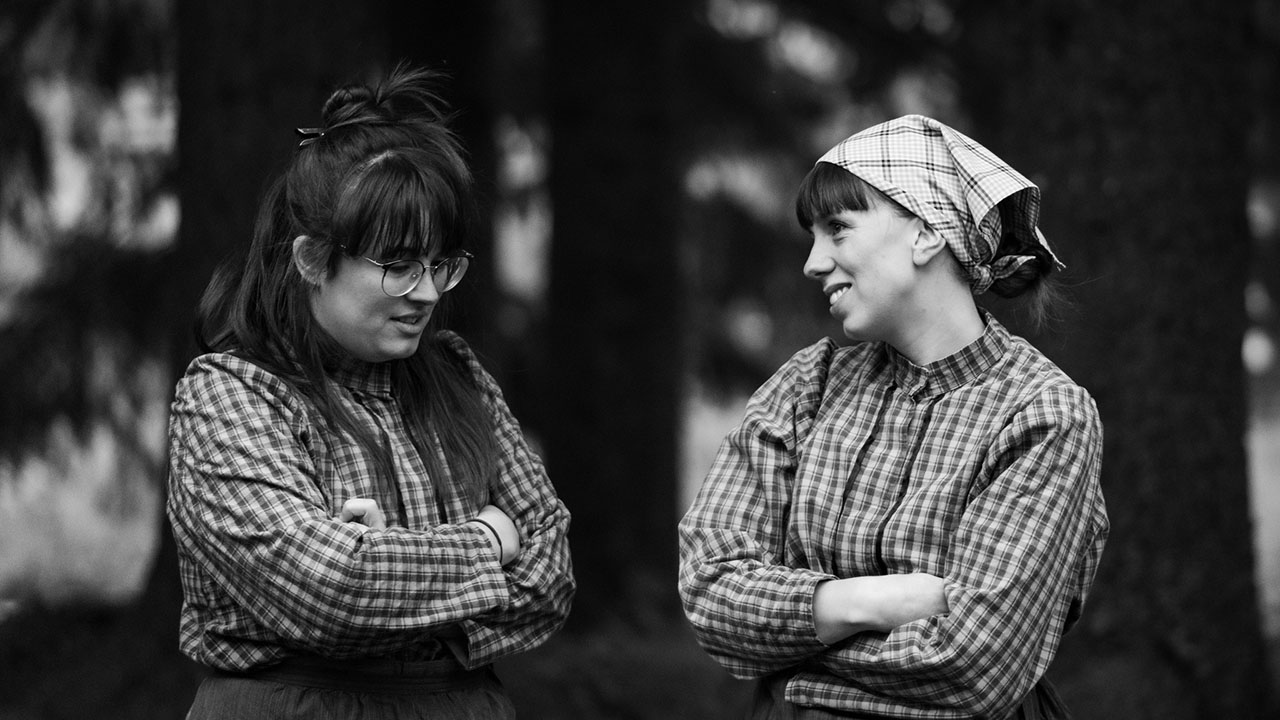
left=313, top=283, right=385, bottom=333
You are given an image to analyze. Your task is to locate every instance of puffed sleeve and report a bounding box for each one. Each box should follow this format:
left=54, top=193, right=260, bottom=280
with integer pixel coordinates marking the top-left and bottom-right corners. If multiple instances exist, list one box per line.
left=439, top=334, right=576, bottom=667
left=167, top=353, right=509, bottom=659
left=816, top=384, right=1107, bottom=718
left=677, top=339, right=840, bottom=677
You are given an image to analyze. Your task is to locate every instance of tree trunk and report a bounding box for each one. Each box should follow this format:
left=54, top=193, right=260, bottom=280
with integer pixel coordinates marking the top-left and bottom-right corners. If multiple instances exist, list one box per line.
left=386, top=0, right=501, bottom=354
left=140, top=1, right=394, bottom=715
left=960, top=1, right=1273, bottom=717
left=544, top=0, right=687, bottom=625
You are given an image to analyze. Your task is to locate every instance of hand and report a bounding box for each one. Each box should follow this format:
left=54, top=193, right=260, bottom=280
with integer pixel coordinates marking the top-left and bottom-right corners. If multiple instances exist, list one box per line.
left=470, top=504, right=522, bottom=566
left=813, top=572, right=949, bottom=644
left=337, top=498, right=386, bottom=530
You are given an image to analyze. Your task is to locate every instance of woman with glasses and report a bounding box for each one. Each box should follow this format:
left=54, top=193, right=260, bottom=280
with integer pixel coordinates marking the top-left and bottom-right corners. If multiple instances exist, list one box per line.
left=167, top=64, right=574, bottom=719
left=678, top=116, right=1107, bottom=719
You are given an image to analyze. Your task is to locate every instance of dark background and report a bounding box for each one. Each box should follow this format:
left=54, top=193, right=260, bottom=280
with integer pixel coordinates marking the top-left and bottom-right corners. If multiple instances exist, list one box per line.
left=2, top=0, right=1280, bottom=718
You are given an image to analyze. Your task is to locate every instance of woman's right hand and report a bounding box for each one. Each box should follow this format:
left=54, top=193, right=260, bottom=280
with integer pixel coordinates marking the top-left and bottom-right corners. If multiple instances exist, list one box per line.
left=470, top=504, right=522, bottom=566
left=813, top=572, right=949, bottom=644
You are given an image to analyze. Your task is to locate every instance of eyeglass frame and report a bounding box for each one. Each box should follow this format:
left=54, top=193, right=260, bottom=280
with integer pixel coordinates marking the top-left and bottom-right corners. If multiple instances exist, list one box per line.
left=338, top=245, right=475, bottom=297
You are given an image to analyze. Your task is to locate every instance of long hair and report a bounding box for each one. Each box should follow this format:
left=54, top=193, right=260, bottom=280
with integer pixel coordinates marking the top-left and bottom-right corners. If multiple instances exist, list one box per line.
left=196, top=64, right=496, bottom=510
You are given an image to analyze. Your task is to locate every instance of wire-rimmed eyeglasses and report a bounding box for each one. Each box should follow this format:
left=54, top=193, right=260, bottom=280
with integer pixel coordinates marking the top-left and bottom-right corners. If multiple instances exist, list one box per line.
left=342, top=247, right=474, bottom=297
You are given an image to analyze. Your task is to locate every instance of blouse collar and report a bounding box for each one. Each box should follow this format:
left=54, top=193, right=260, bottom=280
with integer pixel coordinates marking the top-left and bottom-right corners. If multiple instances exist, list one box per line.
left=885, top=312, right=1009, bottom=399
left=327, top=355, right=394, bottom=399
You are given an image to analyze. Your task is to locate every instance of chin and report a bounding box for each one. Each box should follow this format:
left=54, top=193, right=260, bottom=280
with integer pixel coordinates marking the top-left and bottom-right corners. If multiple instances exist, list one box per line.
left=359, top=340, right=422, bottom=363
left=383, top=344, right=422, bottom=362
left=840, top=321, right=876, bottom=343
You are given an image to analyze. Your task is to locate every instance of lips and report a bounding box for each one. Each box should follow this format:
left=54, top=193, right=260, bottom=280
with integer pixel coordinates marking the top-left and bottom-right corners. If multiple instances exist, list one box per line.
left=391, top=313, right=426, bottom=329
left=824, top=284, right=851, bottom=306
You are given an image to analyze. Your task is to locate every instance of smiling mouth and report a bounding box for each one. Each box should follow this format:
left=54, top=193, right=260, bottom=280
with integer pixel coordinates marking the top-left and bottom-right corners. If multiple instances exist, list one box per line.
left=826, top=285, right=850, bottom=306
left=392, top=314, right=426, bottom=328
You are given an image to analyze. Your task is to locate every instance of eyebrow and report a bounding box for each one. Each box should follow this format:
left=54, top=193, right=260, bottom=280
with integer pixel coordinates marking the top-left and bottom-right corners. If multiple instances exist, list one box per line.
left=376, top=243, right=422, bottom=260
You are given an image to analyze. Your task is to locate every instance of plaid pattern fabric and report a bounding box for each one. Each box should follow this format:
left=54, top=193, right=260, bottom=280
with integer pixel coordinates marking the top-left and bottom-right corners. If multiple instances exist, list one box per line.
left=167, top=331, right=574, bottom=672
left=678, top=316, right=1107, bottom=719
left=817, top=115, right=1063, bottom=295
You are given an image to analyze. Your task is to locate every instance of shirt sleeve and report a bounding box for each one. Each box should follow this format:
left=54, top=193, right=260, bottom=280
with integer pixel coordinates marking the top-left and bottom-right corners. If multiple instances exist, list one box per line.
left=167, top=354, right=510, bottom=658
left=441, top=335, right=576, bottom=668
left=677, top=340, right=839, bottom=678
left=814, top=384, right=1107, bottom=718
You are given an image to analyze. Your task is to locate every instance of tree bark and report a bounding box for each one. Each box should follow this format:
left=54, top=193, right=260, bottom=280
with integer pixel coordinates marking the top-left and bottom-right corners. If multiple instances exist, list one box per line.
left=544, top=0, right=688, bottom=625
left=386, top=0, right=501, bottom=354
left=960, top=1, right=1273, bottom=717
left=145, top=1, right=395, bottom=715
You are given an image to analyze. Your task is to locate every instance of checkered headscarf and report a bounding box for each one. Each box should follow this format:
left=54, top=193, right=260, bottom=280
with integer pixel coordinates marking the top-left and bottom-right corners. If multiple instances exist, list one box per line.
left=817, top=115, right=1062, bottom=295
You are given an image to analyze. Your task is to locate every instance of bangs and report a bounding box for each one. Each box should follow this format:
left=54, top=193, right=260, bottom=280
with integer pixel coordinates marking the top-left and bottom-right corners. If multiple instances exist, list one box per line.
left=795, top=161, right=885, bottom=229
left=331, top=149, right=471, bottom=260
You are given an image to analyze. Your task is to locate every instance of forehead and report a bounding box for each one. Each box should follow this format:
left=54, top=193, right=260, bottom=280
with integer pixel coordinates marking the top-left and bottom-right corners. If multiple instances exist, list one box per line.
left=337, top=161, right=450, bottom=260
left=357, top=216, right=439, bottom=260
left=372, top=242, right=429, bottom=260
left=811, top=202, right=889, bottom=227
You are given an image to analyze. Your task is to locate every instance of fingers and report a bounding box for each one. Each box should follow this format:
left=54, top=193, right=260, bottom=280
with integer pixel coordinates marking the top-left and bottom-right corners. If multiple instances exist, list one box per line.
left=337, top=498, right=387, bottom=530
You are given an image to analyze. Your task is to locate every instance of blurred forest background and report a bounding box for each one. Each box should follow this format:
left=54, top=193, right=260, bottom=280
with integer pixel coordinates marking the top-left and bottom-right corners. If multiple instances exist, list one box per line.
left=1, top=0, right=1280, bottom=718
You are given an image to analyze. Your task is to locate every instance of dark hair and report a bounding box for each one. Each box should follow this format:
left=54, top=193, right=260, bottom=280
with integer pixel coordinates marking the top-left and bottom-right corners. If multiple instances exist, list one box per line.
left=795, top=161, right=1060, bottom=329
left=987, top=198, right=1062, bottom=329
left=196, top=63, right=495, bottom=509
left=795, top=161, right=913, bottom=229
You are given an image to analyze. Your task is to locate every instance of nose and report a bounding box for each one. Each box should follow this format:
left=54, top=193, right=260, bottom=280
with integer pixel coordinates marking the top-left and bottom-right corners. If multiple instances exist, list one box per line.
left=404, top=272, right=441, bottom=304
left=804, top=236, right=833, bottom=280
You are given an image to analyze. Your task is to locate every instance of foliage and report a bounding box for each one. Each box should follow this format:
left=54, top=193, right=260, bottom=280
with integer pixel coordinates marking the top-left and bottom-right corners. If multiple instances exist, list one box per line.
left=1, top=0, right=1278, bottom=718
left=680, top=0, right=967, bottom=398
left=0, top=0, right=177, bottom=610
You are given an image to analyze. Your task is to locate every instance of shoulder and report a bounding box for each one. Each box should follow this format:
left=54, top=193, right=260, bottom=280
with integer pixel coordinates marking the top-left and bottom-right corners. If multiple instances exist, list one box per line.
left=829, top=339, right=883, bottom=376
left=429, top=330, right=504, bottom=396
left=179, top=351, right=285, bottom=390
left=1000, top=338, right=1101, bottom=434
left=431, top=330, right=488, bottom=380
left=753, top=338, right=836, bottom=397
left=773, top=337, right=849, bottom=382
left=174, top=352, right=308, bottom=417
left=432, top=329, right=480, bottom=367
left=757, top=336, right=888, bottom=394
left=747, top=337, right=873, bottom=420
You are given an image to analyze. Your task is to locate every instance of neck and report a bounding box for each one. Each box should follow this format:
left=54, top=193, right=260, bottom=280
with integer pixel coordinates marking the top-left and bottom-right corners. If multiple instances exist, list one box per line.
left=890, top=290, right=985, bottom=365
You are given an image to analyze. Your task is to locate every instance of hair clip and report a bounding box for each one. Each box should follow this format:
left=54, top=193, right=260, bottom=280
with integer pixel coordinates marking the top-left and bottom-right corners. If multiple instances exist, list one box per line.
left=295, top=127, right=324, bottom=147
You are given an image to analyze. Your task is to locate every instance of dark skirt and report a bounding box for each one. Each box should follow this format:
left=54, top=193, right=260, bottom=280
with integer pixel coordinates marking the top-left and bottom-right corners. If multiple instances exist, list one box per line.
left=748, top=674, right=1070, bottom=720
left=186, top=656, right=516, bottom=720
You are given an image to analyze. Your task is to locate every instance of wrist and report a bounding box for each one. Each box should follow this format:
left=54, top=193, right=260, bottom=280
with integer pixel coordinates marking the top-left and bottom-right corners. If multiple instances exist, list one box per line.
left=813, top=577, right=876, bottom=644
left=469, top=519, right=503, bottom=562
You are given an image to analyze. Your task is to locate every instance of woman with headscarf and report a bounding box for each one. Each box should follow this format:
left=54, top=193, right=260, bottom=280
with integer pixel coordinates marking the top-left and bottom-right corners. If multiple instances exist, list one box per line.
left=678, top=115, right=1108, bottom=719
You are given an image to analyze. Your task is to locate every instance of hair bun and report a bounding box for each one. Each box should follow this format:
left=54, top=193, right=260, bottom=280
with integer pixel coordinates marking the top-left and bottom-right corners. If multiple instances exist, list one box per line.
left=321, top=85, right=378, bottom=126
left=314, top=65, right=450, bottom=136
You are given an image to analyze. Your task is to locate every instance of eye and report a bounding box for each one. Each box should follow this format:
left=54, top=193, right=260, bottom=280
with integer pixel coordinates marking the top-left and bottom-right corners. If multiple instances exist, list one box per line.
left=825, top=220, right=852, bottom=241
left=383, top=260, right=422, bottom=280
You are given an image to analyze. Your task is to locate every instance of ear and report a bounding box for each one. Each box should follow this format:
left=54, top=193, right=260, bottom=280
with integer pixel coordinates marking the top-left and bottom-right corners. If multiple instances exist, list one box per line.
left=292, top=235, right=329, bottom=285
left=910, top=223, right=948, bottom=267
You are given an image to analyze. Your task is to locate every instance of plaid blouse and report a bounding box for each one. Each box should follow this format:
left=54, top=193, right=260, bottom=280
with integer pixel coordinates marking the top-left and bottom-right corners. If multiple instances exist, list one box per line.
left=679, top=316, right=1107, bottom=718
left=167, top=331, right=574, bottom=672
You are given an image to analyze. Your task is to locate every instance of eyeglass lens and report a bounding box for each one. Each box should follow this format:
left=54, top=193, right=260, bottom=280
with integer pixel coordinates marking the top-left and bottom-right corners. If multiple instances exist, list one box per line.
left=382, top=255, right=470, bottom=296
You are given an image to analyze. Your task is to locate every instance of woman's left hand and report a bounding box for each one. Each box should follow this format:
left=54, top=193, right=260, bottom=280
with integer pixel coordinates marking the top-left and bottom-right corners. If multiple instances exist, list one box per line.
left=337, top=498, right=387, bottom=530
